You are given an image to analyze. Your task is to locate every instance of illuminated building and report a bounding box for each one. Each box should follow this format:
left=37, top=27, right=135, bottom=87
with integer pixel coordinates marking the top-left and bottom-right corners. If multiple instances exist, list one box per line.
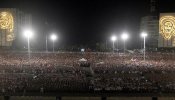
left=140, top=0, right=159, bottom=49
left=140, top=0, right=175, bottom=48
left=158, top=13, right=175, bottom=47
left=140, top=16, right=159, bottom=48
left=0, top=8, right=32, bottom=47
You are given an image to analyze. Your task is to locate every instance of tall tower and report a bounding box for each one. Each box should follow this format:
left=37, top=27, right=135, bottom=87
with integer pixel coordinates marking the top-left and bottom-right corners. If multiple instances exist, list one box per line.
left=140, top=0, right=159, bottom=49
left=150, top=0, right=156, bottom=13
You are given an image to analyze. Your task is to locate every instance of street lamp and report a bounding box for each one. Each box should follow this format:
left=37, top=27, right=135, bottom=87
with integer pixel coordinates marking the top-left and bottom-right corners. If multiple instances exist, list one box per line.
left=111, top=35, right=117, bottom=53
left=141, top=32, right=148, bottom=61
left=121, top=32, right=129, bottom=54
left=24, top=29, right=33, bottom=65
left=50, top=34, right=57, bottom=52
left=46, top=35, right=48, bottom=52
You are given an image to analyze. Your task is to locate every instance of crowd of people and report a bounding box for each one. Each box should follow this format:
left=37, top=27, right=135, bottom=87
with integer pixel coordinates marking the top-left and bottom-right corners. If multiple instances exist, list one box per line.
left=0, top=51, right=174, bottom=94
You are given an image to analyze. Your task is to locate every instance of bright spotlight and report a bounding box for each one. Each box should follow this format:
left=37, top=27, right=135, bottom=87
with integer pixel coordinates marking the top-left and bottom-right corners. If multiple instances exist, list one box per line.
left=111, top=35, right=117, bottom=42
left=121, top=32, right=129, bottom=40
left=50, top=34, right=57, bottom=41
left=24, top=30, right=33, bottom=38
left=141, top=32, right=148, bottom=38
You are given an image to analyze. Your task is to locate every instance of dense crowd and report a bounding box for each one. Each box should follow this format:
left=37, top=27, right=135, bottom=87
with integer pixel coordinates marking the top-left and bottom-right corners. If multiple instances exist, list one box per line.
left=0, top=51, right=174, bottom=94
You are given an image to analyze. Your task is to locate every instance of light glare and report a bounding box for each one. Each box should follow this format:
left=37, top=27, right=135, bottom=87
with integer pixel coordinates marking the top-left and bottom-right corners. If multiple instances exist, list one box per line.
left=111, top=35, right=117, bottom=41
left=24, top=30, right=33, bottom=38
left=141, top=32, right=148, bottom=38
left=51, top=34, right=57, bottom=41
left=121, top=33, right=129, bottom=40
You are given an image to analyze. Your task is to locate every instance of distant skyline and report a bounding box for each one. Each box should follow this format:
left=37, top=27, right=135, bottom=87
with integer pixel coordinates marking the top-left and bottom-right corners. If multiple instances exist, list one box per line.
left=0, top=0, right=175, bottom=49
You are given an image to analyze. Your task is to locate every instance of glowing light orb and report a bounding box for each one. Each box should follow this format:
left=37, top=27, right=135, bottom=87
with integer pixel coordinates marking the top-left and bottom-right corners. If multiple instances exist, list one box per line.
left=50, top=34, right=57, bottom=41
left=111, top=35, right=117, bottom=42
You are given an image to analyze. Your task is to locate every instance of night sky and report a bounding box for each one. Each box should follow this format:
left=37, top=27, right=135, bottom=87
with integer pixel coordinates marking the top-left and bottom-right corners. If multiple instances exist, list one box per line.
left=1, top=0, right=175, bottom=50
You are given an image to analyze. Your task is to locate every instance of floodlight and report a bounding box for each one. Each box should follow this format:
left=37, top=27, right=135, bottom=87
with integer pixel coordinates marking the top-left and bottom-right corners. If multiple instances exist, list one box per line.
left=111, top=35, right=117, bottom=42
left=50, top=34, right=57, bottom=41
left=24, top=30, right=33, bottom=38
left=121, top=32, right=129, bottom=40
left=141, top=32, right=148, bottom=38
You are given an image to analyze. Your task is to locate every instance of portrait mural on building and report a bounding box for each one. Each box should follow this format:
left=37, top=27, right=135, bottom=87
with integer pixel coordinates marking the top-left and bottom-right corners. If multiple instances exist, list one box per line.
left=0, top=11, right=14, bottom=41
left=159, top=16, right=175, bottom=40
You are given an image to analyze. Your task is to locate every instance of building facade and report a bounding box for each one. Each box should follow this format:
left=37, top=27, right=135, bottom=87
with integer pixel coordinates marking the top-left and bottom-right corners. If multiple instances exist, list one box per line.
left=0, top=8, right=32, bottom=47
left=140, top=16, right=159, bottom=48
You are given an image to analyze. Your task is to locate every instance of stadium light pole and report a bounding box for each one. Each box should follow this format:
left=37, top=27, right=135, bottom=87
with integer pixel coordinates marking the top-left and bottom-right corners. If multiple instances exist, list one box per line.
left=24, top=29, right=33, bottom=65
left=111, top=35, right=117, bottom=53
left=50, top=34, right=57, bottom=52
left=46, top=35, right=48, bottom=52
left=121, top=32, right=129, bottom=55
left=141, top=32, right=148, bottom=61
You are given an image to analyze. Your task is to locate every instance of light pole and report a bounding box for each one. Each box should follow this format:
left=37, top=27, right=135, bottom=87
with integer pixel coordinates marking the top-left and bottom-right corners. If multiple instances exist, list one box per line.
left=121, top=33, right=129, bottom=55
left=50, top=34, right=57, bottom=52
left=24, top=29, right=33, bottom=65
left=111, top=35, right=117, bottom=53
left=141, top=32, right=148, bottom=61
left=46, top=35, right=48, bottom=52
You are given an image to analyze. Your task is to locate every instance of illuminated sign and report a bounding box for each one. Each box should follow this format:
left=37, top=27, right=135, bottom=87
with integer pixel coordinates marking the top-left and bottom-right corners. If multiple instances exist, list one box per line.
left=159, top=16, right=175, bottom=40
left=0, top=12, right=14, bottom=41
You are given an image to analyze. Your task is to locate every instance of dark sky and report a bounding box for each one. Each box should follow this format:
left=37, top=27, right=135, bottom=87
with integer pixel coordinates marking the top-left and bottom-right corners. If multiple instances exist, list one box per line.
left=1, top=0, right=175, bottom=49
